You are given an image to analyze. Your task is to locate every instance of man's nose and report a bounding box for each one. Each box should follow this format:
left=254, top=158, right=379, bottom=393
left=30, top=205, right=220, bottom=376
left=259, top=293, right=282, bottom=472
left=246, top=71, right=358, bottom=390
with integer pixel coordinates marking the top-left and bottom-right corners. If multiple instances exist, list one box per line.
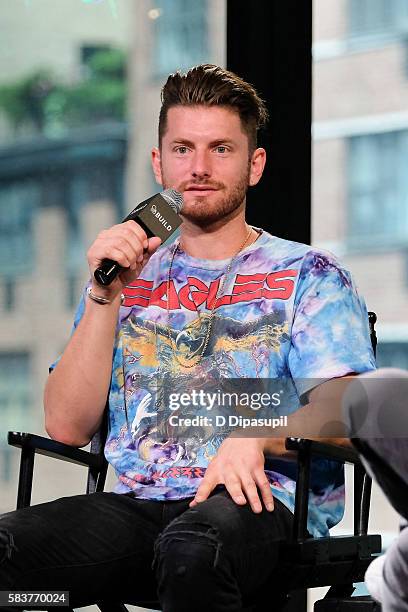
left=191, top=150, right=211, bottom=179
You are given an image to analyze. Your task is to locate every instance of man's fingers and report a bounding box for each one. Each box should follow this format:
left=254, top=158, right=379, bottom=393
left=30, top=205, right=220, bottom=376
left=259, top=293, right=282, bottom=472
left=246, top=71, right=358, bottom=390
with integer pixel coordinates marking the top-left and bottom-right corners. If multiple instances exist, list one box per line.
left=147, top=236, right=162, bottom=254
left=121, top=220, right=148, bottom=245
left=111, top=226, right=146, bottom=262
left=229, top=472, right=274, bottom=514
left=91, top=230, right=144, bottom=267
left=254, top=472, right=274, bottom=512
left=224, top=475, right=247, bottom=506
left=110, top=236, right=143, bottom=265
left=189, top=476, right=217, bottom=507
left=89, top=220, right=161, bottom=280
left=99, top=245, right=133, bottom=270
left=240, top=478, right=263, bottom=513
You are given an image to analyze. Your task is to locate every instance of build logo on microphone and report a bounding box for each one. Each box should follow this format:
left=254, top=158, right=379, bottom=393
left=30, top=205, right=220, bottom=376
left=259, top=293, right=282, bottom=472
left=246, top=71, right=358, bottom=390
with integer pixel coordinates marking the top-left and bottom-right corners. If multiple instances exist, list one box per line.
left=150, top=203, right=172, bottom=232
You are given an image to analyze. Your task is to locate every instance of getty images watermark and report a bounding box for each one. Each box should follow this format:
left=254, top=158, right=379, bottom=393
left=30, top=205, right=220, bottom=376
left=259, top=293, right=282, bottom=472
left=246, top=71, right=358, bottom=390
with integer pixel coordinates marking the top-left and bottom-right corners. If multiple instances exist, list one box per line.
left=167, top=389, right=287, bottom=429
left=149, top=374, right=408, bottom=439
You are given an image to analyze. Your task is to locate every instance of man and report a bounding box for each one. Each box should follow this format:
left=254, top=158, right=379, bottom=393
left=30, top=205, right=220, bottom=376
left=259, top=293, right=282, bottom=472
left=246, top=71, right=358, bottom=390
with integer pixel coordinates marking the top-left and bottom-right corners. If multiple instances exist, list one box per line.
left=0, top=64, right=375, bottom=611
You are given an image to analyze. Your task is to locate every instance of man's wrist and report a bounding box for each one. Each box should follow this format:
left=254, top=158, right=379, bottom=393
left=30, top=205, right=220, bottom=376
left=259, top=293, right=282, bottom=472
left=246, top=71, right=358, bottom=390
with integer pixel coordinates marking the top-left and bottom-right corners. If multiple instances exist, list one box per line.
left=88, top=284, right=124, bottom=305
left=228, top=430, right=269, bottom=452
left=262, top=437, right=286, bottom=457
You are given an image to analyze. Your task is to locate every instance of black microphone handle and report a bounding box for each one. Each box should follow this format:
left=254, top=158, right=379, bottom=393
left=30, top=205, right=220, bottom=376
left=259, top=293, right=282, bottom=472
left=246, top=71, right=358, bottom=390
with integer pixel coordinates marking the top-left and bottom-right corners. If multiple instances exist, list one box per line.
left=93, top=218, right=154, bottom=286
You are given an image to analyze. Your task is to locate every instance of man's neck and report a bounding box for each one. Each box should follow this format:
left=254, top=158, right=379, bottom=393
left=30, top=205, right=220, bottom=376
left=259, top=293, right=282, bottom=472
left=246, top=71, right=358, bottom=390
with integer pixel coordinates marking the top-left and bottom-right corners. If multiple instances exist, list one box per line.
left=179, top=215, right=258, bottom=260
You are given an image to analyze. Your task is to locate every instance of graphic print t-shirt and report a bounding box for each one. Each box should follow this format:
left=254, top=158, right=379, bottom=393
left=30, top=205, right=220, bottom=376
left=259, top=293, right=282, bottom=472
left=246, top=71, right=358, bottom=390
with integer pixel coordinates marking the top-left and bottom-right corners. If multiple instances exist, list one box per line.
left=63, top=230, right=376, bottom=537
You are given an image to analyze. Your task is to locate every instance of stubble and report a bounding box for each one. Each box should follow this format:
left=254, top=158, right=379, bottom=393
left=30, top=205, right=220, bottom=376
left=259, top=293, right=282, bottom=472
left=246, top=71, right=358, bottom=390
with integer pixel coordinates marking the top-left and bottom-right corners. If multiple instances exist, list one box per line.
left=161, top=161, right=251, bottom=227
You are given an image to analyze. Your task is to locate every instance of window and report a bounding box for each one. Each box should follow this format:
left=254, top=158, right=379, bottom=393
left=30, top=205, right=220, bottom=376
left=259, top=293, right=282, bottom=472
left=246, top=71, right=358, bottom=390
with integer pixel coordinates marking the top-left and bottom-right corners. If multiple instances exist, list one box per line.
left=0, top=352, right=31, bottom=426
left=152, top=0, right=208, bottom=77
left=377, top=342, right=408, bottom=369
left=0, top=352, right=32, bottom=483
left=66, top=164, right=124, bottom=275
left=0, top=445, right=13, bottom=484
left=81, top=45, right=111, bottom=78
left=65, top=164, right=124, bottom=307
left=79, top=45, right=126, bottom=98
left=349, top=0, right=408, bottom=39
left=0, top=180, right=41, bottom=278
left=347, top=130, right=408, bottom=250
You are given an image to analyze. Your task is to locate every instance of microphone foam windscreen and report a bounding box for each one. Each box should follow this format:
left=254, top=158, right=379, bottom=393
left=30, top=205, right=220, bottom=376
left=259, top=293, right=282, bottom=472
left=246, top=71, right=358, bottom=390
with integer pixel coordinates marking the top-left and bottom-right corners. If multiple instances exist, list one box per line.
left=161, top=188, right=183, bottom=213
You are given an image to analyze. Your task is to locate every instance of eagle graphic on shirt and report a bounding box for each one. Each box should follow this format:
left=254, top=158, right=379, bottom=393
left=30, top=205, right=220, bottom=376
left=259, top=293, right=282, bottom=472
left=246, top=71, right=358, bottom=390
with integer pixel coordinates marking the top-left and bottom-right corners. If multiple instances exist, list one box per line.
left=115, top=311, right=289, bottom=466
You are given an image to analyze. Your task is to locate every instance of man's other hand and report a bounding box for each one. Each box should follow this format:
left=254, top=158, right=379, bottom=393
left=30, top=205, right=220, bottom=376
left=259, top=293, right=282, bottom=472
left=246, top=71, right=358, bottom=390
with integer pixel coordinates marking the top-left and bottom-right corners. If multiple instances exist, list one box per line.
left=189, top=437, right=274, bottom=513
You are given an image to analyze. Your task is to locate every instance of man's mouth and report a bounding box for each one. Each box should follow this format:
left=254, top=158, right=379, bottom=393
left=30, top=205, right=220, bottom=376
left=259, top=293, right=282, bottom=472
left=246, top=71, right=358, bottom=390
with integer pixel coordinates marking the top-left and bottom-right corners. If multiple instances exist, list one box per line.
left=185, top=186, right=219, bottom=194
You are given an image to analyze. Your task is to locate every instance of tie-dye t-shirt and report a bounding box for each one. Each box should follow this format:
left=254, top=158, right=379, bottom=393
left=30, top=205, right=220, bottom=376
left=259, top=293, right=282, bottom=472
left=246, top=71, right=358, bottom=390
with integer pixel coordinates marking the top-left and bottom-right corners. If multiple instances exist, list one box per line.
left=63, top=229, right=376, bottom=537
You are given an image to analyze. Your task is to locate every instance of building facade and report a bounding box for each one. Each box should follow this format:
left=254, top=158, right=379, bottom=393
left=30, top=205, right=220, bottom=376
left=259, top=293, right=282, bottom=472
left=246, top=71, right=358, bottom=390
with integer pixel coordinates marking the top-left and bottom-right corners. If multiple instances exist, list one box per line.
left=313, top=0, right=408, bottom=367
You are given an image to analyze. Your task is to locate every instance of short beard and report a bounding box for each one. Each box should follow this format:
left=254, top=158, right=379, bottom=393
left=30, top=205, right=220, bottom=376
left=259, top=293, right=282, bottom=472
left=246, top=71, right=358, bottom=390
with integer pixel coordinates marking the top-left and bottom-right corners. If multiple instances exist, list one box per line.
left=161, top=162, right=251, bottom=228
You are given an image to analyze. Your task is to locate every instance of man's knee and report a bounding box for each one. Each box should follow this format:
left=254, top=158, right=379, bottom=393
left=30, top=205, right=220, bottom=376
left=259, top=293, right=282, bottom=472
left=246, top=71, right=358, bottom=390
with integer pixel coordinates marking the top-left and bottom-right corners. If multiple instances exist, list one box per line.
left=154, top=515, right=223, bottom=581
left=153, top=515, right=233, bottom=611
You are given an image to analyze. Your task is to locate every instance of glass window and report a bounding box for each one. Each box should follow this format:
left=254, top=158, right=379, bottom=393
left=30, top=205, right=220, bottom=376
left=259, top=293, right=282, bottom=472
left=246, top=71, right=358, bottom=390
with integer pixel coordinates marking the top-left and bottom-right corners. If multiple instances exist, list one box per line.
left=0, top=445, right=13, bottom=484
left=349, top=0, right=408, bottom=38
left=0, top=352, right=31, bottom=426
left=64, top=162, right=124, bottom=307
left=347, top=131, right=408, bottom=250
left=153, top=0, right=208, bottom=77
left=0, top=180, right=41, bottom=278
left=0, top=352, right=32, bottom=483
left=66, top=164, right=124, bottom=275
left=80, top=44, right=112, bottom=79
left=377, top=342, right=408, bottom=369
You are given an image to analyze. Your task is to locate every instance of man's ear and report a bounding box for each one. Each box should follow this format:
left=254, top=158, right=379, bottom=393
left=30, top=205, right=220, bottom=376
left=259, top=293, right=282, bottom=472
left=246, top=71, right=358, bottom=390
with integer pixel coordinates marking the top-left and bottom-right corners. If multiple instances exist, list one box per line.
left=249, top=148, right=266, bottom=187
left=151, top=147, right=163, bottom=185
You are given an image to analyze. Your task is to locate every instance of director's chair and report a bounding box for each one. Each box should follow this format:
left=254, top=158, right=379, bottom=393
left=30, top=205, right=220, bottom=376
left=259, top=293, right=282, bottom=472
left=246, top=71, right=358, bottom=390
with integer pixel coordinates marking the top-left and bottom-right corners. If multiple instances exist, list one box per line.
left=7, top=313, right=381, bottom=611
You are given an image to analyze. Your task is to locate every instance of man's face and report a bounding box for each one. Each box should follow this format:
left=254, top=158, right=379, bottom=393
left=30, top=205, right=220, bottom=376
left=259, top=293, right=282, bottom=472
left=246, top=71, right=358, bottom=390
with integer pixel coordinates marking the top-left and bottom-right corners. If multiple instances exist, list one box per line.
left=152, top=105, right=266, bottom=227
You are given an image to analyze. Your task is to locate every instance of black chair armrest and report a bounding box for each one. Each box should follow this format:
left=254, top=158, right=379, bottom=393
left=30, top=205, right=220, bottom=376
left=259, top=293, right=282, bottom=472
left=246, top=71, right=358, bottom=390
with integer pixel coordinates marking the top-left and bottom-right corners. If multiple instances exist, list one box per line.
left=7, top=431, right=105, bottom=471
left=284, top=437, right=371, bottom=542
left=8, top=431, right=108, bottom=509
left=285, top=437, right=361, bottom=465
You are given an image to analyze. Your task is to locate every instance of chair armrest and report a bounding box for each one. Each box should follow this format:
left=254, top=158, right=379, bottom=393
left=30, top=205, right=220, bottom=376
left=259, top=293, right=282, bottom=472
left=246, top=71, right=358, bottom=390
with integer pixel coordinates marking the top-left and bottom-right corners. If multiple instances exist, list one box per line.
left=284, top=437, right=370, bottom=542
left=285, top=437, right=362, bottom=465
left=7, top=431, right=105, bottom=471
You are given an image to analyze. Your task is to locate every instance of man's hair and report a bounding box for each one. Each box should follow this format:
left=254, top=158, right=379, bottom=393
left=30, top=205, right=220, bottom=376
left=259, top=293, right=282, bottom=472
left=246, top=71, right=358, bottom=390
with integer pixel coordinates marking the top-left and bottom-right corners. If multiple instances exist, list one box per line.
left=159, top=64, right=268, bottom=153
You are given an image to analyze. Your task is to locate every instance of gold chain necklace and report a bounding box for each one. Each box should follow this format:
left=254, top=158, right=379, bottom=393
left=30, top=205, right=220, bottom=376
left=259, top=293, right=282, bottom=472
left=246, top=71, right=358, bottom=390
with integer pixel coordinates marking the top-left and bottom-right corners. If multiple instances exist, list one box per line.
left=165, top=226, right=254, bottom=369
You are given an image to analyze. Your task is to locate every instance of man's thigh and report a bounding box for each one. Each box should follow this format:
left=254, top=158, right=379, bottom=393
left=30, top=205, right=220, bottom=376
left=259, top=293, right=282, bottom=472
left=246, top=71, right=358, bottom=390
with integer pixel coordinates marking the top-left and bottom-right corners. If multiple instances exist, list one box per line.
left=0, top=492, right=162, bottom=608
left=156, top=488, right=293, bottom=598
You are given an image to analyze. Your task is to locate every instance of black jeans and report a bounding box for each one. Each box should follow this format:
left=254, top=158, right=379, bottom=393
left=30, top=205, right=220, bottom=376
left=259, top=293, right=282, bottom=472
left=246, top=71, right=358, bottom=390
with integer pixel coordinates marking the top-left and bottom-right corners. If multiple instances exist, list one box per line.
left=0, top=487, right=293, bottom=611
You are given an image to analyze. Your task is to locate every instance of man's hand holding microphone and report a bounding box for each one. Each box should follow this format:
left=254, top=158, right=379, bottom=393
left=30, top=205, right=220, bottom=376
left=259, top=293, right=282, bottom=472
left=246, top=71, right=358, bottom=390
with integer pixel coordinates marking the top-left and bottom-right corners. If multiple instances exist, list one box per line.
left=87, top=222, right=162, bottom=303
left=87, top=188, right=183, bottom=303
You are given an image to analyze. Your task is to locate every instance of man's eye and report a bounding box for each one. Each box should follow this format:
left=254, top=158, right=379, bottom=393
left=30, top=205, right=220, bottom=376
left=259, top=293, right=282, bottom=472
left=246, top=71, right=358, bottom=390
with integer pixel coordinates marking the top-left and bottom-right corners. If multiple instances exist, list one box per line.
left=176, top=146, right=188, bottom=154
left=215, top=146, right=228, bottom=153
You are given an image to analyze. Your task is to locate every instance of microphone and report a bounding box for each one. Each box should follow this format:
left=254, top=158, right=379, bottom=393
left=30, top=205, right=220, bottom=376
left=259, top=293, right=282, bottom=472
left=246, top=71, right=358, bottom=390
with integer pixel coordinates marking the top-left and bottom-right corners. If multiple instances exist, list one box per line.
left=94, top=188, right=183, bottom=286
